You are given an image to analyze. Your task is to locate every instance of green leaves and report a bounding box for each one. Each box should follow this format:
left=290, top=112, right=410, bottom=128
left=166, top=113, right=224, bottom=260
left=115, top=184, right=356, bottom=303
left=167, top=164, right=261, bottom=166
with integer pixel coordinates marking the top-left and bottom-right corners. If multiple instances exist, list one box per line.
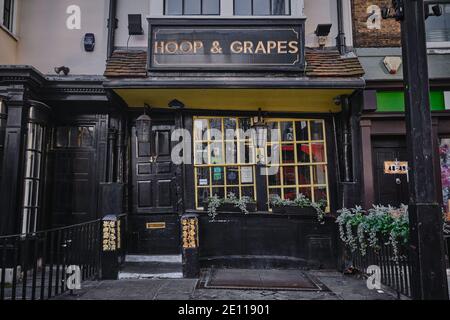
left=336, top=204, right=410, bottom=257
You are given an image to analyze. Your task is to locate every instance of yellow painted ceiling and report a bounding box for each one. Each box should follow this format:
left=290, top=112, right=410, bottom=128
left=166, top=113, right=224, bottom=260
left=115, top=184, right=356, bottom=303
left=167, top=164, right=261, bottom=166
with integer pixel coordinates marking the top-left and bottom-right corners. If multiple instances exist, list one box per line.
left=115, top=88, right=354, bottom=113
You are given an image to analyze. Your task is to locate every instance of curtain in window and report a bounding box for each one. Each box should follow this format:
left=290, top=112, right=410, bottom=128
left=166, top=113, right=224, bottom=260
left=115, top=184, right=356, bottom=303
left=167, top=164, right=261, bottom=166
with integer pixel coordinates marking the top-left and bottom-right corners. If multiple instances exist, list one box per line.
left=440, top=138, right=450, bottom=213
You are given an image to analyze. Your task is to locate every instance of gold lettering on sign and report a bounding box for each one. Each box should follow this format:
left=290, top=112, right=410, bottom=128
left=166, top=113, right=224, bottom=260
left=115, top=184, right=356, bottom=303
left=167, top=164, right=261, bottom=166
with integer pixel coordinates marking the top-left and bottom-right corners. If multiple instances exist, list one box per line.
left=181, top=217, right=198, bottom=249
left=288, top=41, right=299, bottom=54
left=231, top=41, right=243, bottom=54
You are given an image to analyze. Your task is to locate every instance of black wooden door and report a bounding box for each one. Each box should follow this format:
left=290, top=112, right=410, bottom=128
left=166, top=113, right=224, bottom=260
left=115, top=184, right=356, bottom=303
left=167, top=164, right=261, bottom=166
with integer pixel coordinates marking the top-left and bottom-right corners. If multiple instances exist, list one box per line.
left=50, top=150, right=96, bottom=226
left=132, top=124, right=176, bottom=214
left=372, top=137, right=409, bottom=207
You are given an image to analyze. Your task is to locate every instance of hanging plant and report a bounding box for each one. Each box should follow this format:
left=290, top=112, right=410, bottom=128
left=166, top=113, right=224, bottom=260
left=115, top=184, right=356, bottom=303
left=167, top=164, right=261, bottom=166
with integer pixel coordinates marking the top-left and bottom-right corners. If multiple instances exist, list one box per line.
left=206, top=193, right=256, bottom=220
left=336, top=204, right=409, bottom=259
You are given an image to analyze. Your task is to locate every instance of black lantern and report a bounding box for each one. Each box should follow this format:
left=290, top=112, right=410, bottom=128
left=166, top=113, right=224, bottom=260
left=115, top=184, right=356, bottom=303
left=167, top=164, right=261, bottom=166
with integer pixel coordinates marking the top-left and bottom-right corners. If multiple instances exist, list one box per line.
left=136, top=107, right=152, bottom=143
left=252, top=108, right=268, bottom=150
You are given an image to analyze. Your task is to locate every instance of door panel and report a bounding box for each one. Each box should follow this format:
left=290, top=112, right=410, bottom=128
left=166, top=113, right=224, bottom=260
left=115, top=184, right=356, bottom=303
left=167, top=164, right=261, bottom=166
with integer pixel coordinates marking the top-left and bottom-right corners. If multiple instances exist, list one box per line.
left=51, top=151, right=96, bottom=226
left=372, top=137, right=409, bottom=207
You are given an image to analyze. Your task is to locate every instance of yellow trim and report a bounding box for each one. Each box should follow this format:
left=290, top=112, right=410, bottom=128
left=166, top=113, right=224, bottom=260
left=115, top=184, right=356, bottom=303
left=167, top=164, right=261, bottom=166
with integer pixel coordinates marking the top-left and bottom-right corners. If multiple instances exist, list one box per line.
left=114, top=88, right=352, bottom=113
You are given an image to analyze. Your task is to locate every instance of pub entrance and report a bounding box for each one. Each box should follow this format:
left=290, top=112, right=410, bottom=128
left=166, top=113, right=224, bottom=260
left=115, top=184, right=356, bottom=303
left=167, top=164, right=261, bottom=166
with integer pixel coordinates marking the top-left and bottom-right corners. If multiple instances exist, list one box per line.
left=129, top=116, right=181, bottom=255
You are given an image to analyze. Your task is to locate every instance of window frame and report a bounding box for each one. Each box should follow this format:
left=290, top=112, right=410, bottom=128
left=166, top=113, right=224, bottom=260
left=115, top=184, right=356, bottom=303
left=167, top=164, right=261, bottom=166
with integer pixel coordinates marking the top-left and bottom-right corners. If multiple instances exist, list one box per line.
left=264, top=118, right=330, bottom=212
left=193, top=116, right=258, bottom=210
left=233, top=0, right=291, bottom=16
left=164, top=0, right=221, bottom=16
left=2, top=0, right=14, bottom=32
left=426, top=3, right=450, bottom=48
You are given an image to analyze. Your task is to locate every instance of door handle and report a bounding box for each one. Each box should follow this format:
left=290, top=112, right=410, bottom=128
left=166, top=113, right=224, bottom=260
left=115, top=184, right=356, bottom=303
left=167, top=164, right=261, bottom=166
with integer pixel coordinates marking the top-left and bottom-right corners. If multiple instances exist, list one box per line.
left=396, top=178, right=402, bottom=185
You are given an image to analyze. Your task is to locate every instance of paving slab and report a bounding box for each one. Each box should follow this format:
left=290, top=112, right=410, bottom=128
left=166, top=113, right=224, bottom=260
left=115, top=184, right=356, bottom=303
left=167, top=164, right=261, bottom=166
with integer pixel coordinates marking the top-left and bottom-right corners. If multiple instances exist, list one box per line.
left=56, top=269, right=399, bottom=301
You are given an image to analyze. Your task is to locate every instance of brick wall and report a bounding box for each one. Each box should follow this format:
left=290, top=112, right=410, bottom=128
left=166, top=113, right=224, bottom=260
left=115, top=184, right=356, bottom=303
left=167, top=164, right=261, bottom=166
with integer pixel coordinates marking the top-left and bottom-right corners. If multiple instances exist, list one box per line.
left=352, top=0, right=401, bottom=48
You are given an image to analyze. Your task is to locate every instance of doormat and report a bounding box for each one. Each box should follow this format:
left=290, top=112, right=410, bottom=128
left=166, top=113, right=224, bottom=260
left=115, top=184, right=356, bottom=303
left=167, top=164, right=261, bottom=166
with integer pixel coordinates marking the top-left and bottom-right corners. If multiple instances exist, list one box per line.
left=197, top=268, right=330, bottom=292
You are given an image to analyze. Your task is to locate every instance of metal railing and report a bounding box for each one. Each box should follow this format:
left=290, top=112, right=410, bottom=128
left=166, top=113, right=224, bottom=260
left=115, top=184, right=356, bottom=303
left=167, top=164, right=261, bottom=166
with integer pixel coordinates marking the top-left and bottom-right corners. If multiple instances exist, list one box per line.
left=0, top=219, right=101, bottom=300
left=351, top=241, right=413, bottom=299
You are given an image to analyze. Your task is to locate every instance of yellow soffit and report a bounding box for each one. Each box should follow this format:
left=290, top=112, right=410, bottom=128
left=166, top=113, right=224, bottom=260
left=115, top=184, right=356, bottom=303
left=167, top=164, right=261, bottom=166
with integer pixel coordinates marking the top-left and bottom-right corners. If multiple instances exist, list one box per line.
left=114, top=88, right=354, bottom=113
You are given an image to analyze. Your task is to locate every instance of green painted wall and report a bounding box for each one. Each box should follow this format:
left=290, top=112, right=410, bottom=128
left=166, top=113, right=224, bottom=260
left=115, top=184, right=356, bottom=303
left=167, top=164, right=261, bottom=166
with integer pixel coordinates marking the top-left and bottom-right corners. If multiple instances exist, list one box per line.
left=376, top=91, right=445, bottom=112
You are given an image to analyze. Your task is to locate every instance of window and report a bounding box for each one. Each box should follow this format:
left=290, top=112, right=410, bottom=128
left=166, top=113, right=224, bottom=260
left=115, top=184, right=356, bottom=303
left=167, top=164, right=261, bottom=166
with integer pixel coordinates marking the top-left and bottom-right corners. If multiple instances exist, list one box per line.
left=194, top=117, right=256, bottom=209
left=1, top=0, right=14, bottom=31
left=21, top=121, right=46, bottom=234
left=234, top=0, right=290, bottom=16
left=165, top=0, right=220, bottom=15
left=426, top=4, right=450, bottom=45
left=53, top=126, right=95, bottom=149
left=266, top=119, right=330, bottom=211
left=440, top=138, right=450, bottom=213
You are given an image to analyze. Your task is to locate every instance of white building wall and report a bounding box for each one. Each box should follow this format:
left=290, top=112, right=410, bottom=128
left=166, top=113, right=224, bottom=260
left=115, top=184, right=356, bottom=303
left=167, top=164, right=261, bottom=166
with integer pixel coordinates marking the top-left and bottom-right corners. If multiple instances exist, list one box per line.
left=13, top=0, right=354, bottom=75
left=16, top=0, right=109, bottom=75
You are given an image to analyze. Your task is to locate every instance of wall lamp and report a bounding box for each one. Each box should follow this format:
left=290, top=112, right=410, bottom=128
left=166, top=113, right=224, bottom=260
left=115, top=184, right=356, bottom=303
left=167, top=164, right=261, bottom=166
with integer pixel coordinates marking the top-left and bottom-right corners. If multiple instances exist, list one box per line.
left=54, top=66, right=70, bottom=76
left=315, top=24, right=332, bottom=48
left=136, top=104, right=152, bottom=144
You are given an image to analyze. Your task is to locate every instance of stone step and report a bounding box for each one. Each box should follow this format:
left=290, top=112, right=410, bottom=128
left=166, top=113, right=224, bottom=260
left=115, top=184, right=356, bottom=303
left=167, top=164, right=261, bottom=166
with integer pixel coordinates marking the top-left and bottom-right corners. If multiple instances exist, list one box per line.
left=119, top=255, right=183, bottom=280
left=125, top=255, right=182, bottom=263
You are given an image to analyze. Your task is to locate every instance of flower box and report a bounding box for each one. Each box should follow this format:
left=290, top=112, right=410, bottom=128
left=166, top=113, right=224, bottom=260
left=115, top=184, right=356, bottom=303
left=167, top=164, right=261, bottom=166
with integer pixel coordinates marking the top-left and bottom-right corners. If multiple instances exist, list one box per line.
left=272, top=205, right=317, bottom=216
left=205, top=203, right=257, bottom=214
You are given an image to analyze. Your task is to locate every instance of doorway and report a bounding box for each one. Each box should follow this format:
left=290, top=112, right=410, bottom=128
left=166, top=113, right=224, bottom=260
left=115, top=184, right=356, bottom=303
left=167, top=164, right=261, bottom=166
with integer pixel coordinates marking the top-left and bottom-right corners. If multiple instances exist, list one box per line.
left=130, top=120, right=180, bottom=254
left=372, top=137, right=409, bottom=207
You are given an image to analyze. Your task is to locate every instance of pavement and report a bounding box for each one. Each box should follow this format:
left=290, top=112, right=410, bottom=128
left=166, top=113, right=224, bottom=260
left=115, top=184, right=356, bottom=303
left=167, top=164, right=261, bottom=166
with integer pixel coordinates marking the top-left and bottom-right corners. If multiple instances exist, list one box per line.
left=56, top=270, right=400, bottom=301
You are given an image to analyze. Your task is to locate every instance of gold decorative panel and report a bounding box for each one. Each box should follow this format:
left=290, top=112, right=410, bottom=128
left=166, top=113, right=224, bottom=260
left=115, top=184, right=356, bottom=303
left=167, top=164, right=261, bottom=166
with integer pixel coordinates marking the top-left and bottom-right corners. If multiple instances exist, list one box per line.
left=181, top=217, right=198, bottom=249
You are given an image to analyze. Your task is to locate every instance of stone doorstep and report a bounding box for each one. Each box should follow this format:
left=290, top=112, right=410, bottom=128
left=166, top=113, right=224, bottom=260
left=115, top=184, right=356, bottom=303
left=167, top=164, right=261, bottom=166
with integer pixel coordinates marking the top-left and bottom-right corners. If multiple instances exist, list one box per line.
left=118, top=272, right=184, bottom=280
left=125, top=255, right=182, bottom=264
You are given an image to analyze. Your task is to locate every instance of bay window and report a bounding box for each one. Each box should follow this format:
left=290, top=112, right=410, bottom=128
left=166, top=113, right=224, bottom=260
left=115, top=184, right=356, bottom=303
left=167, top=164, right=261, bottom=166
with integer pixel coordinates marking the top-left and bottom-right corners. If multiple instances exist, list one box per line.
left=194, top=117, right=257, bottom=209
left=193, top=116, right=330, bottom=212
left=265, top=119, right=330, bottom=211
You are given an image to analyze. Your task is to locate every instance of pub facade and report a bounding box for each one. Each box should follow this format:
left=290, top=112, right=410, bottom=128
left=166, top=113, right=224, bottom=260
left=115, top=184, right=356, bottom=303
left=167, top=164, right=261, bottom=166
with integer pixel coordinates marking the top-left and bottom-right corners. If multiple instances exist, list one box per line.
left=0, top=0, right=367, bottom=271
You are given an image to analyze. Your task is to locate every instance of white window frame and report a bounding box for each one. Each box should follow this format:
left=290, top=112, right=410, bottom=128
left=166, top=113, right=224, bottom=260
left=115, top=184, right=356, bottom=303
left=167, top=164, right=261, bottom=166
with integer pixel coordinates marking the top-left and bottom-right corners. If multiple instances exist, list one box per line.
left=0, top=0, right=18, bottom=35
left=150, top=0, right=304, bottom=18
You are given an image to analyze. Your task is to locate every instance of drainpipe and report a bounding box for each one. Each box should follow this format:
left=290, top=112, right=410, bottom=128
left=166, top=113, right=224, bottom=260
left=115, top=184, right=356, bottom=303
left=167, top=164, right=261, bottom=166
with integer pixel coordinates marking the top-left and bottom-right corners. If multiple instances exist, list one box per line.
left=107, top=0, right=118, bottom=59
left=336, top=0, right=347, bottom=55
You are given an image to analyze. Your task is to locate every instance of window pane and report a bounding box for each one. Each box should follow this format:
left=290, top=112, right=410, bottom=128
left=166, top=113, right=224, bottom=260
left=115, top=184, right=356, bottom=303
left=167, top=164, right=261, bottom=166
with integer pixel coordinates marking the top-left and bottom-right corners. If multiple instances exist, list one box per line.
left=297, top=143, right=310, bottom=163
left=253, top=0, right=270, bottom=15
left=271, top=0, right=289, bottom=15
left=284, top=188, right=296, bottom=200
left=197, top=188, right=210, bottom=208
left=426, top=4, right=450, bottom=42
left=281, top=144, right=295, bottom=163
left=203, top=0, right=220, bottom=15
left=268, top=167, right=281, bottom=186
left=298, top=166, right=311, bottom=185
left=312, top=165, right=327, bottom=185
left=295, top=121, right=309, bottom=141
left=299, top=187, right=312, bottom=200
left=212, top=167, right=224, bottom=185
left=281, top=121, right=294, bottom=141
left=185, top=0, right=202, bottom=15
left=235, top=0, right=252, bottom=15
left=196, top=167, right=210, bottom=186
left=212, top=187, right=225, bottom=198
left=311, top=120, right=324, bottom=140
left=194, top=119, right=208, bottom=141
left=226, top=167, right=239, bottom=185
left=282, top=166, right=296, bottom=185
left=311, top=143, right=326, bottom=163
left=166, top=0, right=183, bottom=15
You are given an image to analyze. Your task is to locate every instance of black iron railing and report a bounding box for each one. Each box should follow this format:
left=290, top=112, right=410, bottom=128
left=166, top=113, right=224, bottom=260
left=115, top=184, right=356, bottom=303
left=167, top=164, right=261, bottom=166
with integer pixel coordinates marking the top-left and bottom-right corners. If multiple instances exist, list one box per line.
left=351, top=241, right=413, bottom=299
left=0, top=219, right=102, bottom=300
